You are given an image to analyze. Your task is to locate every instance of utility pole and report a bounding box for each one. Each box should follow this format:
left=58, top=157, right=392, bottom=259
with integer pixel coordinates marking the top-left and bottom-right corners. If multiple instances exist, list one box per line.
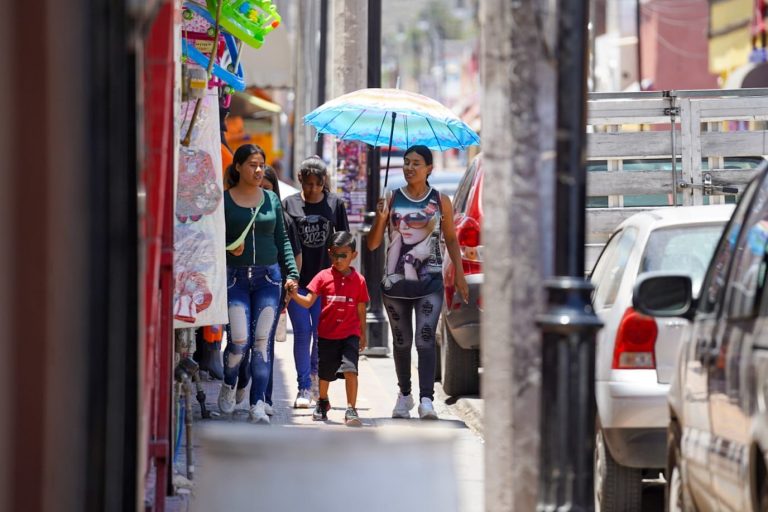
left=480, top=0, right=556, bottom=509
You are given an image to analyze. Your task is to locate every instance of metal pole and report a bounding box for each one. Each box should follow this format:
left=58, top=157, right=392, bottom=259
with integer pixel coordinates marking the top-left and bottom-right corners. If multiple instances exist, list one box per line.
left=669, top=98, right=679, bottom=206
left=315, top=0, right=329, bottom=158
left=536, top=0, right=602, bottom=509
left=362, top=0, right=389, bottom=355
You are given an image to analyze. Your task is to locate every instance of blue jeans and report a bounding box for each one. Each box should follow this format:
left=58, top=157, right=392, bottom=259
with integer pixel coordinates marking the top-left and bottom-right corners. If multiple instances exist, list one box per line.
left=237, top=288, right=285, bottom=406
left=224, top=264, right=281, bottom=405
left=287, top=288, right=320, bottom=391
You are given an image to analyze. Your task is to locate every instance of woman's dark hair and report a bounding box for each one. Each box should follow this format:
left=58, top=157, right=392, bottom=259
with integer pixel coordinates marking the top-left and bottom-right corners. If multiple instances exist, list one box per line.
left=299, top=155, right=329, bottom=191
left=404, top=145, right=433, bottom=166
left=328, top=230, right=356, bottom=251
left=404, top=145, right=434, bottom=185
left=262, top=165, right=281, bottom=200
left=226, top=144, right=267, bottom=188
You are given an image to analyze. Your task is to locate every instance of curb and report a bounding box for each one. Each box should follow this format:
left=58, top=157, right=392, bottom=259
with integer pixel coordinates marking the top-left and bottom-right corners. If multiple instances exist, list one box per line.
left=435, top=384, right=484, bottom=438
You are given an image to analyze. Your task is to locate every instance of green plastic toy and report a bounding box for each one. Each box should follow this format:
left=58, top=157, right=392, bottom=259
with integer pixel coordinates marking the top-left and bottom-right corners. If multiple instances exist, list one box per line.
left=205, top=0, right=281, bottom=49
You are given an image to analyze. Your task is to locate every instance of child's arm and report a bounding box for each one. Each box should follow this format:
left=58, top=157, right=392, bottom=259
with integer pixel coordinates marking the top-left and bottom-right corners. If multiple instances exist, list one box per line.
left=291, top=288, right=319, bottom=309
left=357, top=302, right=367, bottom=352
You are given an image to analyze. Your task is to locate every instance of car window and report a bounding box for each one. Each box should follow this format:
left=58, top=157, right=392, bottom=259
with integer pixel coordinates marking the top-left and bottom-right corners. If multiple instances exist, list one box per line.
left=724, top=176, right=768, bottom=319
left=591, top=227, right=638, bottom=308
left=452, top=159, right=478, bottom=213
left=639, top=224, right=725, bottom=297
left=698, top=176, right=760, bottom=314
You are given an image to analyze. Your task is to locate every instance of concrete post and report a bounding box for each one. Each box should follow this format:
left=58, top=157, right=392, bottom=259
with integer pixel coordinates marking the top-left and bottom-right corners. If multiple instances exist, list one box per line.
left=328, top=0, right=367, bottom=191
left=480, top=1, right=555, bottom=509
left=292, top=1, right=321, bottom=178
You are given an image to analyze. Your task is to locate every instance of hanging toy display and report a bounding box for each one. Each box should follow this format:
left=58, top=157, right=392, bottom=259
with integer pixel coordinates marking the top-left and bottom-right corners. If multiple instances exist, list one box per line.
left=181, top=33, right=244, bottom=93
left=205, top=0, right=281, bottom=49
left=182, top=2, right=245, bottom=94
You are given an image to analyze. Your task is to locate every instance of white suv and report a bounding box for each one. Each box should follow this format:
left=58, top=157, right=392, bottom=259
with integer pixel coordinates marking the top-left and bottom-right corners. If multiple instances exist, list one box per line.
left=590, top=204, right=735, bottom=511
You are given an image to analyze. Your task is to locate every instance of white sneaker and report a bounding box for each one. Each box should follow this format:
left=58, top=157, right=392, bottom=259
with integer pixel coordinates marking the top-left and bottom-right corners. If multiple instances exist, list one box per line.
left=392, top=392, right=415, bottom=418
left=293, top=389, right=311, bottom=408
left=235, top=387, right=247, bottom=405
left=218, top=384, right=236, bottom=414
left=418, top=397, right=438, bottom=420
left=264, top=403, right=274, bottom=416
left=310, top=373, right=320, bottom=402
left=249, top=400, right=270, bottom=424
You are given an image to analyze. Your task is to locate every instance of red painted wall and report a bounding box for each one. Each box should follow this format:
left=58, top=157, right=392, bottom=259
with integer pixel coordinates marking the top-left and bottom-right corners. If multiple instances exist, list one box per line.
left=640, top=0, right=718, bottom=90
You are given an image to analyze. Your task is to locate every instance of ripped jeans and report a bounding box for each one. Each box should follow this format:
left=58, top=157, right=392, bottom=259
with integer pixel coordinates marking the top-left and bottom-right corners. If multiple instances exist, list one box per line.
left=382, top=289, right=443, bottom=401
left=224, top=264, right=282, bottom=406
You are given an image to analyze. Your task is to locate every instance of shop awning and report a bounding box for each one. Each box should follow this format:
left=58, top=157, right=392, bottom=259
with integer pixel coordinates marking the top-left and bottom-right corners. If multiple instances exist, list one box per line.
left=229, top=91, right=282, bottom=118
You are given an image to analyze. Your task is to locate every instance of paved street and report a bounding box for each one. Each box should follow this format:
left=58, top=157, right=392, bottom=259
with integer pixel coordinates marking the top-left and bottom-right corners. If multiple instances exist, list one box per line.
left=169, top=320, right=484, bottom=511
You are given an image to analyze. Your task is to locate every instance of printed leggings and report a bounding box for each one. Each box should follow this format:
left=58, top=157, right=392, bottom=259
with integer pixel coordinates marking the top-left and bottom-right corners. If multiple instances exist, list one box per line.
left=382, top=289, right=443, bottom=401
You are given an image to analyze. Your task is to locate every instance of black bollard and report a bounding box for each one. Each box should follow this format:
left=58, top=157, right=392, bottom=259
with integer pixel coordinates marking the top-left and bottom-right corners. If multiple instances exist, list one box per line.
left=535, top=0, right=603, bottom=509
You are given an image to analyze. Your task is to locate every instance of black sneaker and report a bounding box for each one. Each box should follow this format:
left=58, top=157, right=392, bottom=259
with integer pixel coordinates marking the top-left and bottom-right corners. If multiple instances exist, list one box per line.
left=344, top=407, right=362, bottom=427
left=313, top=398, right=330, bottom=420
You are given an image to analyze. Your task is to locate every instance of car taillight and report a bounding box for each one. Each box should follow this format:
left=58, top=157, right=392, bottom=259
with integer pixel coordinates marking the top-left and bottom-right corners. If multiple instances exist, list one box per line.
left=612, top=307, right=658, bottom=369
left=461, top=258, right=482, bottom=275
left=457, top=217, right=481, bottom=247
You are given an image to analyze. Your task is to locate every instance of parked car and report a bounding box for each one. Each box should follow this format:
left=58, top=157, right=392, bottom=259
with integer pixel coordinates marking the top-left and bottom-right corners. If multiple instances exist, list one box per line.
left=438, top=155, right=483, bottom=396
left=590, top=204, right=735, bottom=511
left=634, top=162, right=768, bottom=512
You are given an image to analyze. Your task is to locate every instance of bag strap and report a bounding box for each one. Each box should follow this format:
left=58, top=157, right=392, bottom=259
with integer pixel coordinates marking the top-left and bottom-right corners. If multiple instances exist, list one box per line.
left=226, top=193, right=264, bottom=251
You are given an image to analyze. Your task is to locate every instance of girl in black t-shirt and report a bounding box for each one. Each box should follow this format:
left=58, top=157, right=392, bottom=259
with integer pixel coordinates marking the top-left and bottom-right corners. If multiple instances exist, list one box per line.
left=283, top=156, right=349, bottom=408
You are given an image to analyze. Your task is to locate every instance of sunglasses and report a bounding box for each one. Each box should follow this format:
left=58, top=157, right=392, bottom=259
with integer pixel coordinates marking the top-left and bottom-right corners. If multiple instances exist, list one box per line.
left=391, top=211, right=435, bottom=229
left=330, top=252, right=352, bottom=260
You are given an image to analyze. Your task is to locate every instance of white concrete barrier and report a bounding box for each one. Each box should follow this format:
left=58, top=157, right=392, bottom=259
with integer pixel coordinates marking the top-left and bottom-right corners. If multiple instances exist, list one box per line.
left=192, top=424, right=458, bottom=512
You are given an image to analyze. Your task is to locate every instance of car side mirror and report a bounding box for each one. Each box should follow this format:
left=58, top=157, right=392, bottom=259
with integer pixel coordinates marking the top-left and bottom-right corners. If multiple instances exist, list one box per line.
left=633, top=272, right=694, bottom=319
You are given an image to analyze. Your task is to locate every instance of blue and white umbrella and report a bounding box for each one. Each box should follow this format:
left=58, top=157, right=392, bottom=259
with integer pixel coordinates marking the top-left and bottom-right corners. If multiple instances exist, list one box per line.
left=304, top=87, right=480, bottom=186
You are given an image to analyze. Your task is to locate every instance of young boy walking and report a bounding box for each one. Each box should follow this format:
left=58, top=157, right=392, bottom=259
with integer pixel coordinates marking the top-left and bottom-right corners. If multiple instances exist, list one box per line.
left=290, top=231, right=369, bottom=426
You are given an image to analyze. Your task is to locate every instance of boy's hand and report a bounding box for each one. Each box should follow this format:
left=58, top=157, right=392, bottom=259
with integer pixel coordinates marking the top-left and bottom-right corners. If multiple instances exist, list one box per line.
left=359, top=336, right=367, bottom=353
left=229, top=243, right=245, bottom=256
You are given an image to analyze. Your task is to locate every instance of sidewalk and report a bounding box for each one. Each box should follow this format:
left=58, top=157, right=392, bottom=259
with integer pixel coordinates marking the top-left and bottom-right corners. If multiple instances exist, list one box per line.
left=165, top=320, right=484, bottom=511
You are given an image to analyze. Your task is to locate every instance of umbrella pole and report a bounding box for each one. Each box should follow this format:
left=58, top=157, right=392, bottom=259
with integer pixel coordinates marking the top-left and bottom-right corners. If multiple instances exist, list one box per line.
left=383, top=112, right=397, bottom=189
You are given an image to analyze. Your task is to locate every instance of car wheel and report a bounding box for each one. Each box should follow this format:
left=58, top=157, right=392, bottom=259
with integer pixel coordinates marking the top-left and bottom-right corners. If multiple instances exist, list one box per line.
left=594, top=425, right=642, bottom=512
left=666, top=422, right=693, bottom=512
left=667, top=458, right=684, bottom=512
left=440, top=317, right=479, bottom=397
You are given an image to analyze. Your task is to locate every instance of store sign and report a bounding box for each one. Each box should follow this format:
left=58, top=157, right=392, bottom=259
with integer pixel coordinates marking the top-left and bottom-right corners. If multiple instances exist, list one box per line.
left=336, top=140, right=368, bottom=229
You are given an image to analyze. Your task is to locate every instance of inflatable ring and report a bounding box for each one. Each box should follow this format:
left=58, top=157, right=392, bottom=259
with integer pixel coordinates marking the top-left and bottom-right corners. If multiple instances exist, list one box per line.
left=205, top=0, right=281, bottom=49
left=182, top=38, right=245, bottom=91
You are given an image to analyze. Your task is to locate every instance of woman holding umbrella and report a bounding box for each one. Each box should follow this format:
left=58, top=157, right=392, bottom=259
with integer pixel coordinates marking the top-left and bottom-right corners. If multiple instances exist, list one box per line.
left=367, top=145, right=469, bottom=419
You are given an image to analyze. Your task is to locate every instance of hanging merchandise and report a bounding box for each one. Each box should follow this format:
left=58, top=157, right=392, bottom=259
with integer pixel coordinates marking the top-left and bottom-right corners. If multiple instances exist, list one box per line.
left=181, top=0, right=224, bottom=147
left=205, top=0, right=281, bottom=49
left=177, top=148, right=221, bottom=223
left=182, top=2, right=245, bottom=93
left=181, top=63, right=208, bottom=102
left=174, top=91, right=228, bottom=328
